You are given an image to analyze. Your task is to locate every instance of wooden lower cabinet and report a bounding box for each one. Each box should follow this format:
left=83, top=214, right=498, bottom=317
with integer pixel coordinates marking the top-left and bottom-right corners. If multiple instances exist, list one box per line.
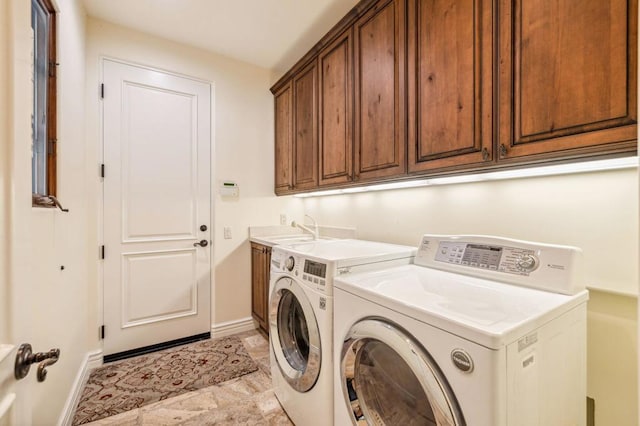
left=250, top=243, right=271, bottom=335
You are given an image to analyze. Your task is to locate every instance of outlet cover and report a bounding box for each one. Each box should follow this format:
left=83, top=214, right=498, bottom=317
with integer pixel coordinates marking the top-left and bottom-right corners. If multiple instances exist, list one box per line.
left=280, top=214, right=287, bottom=225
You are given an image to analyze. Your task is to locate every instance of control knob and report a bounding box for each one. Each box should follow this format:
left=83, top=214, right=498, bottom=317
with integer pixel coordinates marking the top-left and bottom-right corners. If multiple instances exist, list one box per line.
left=285, top=256, right=295, bottom=272
left=516, top=254, right=538, bottom=272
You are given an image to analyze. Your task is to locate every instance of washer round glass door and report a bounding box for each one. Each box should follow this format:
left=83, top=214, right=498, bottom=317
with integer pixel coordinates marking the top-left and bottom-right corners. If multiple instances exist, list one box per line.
left=340, top=319, right=465, bottom=425
left=269, top=276, right=321, bottom=392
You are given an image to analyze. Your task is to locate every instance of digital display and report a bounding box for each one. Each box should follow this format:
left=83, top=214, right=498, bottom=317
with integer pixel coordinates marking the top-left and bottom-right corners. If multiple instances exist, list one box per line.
left=434, top=242, right=504, bottom=270
left=304, top=260, right=327, bottom=278
left=462, top=244, right=503, bottom=268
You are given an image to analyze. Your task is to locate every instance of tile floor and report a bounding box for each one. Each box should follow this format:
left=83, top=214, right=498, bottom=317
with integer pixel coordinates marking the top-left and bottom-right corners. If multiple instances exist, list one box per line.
left=83, top=330, right=293, bottom=425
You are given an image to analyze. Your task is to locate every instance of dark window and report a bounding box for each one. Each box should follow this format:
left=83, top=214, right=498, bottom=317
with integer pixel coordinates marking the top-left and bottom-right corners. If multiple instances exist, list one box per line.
left=31, top=0, right=57, bottom=207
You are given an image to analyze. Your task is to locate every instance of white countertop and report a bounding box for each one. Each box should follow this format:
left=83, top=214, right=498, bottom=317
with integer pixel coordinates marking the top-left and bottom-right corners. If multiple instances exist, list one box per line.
left=248, top=225, right=356, bottom=247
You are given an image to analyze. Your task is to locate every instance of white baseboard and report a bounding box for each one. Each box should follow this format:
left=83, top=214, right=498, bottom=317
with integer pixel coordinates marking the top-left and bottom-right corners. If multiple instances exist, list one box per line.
left=58, top=349, right=102, bottom=426
left=211, top=317, right=257, bottom=339
left=86, top=350, right=103, bottom=370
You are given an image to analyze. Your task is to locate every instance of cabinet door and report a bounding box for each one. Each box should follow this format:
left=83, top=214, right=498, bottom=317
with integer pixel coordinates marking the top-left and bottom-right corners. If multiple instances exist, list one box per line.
left=293, top=61, right=319, bottom=190
left=319, top=29, right=354, bottom=186
left=354, top=0, right=406, bottom=181
left=407, top=0, right=493, bottom=172
left=498, top=0, right=637, bottom=160
left=263, top=246, right=272, bottom=336
left=274, top=83, right=293, bottom=194
left=250, top=243, right=268, bottom=331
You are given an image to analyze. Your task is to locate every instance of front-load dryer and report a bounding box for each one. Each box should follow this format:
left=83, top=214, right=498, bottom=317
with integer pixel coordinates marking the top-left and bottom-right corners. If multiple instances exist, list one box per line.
left=269, top=239, right=416, bottom=426
left=333, top=234, right=589, bottom=426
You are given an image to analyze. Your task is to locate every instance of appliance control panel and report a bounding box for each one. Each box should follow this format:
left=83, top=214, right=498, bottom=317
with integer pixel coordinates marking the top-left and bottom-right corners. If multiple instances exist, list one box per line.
left=271, top=247, right=331, bottom=292
left=416, top=234, right=584, bottom=295
left=434, top=242, right=539, bottom=275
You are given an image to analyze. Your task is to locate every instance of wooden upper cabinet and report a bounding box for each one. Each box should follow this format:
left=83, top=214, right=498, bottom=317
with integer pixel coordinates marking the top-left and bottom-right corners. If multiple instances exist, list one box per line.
left=318, top=29, right=354, bottom=186
left=272, top=0, right=638, bottom=195
left=274, top=83, right=293, bottom=194
left=408, top=0, right=493, bottom=173
left=354, top=0, right=406, bottom=181
left=498, top=0, right=638, bottom=160
left=293, top=61, right=319, bottom=190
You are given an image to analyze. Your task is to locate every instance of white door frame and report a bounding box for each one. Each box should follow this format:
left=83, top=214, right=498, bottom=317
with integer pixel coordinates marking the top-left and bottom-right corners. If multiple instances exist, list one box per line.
left=97, top=56, right=216, bottom=356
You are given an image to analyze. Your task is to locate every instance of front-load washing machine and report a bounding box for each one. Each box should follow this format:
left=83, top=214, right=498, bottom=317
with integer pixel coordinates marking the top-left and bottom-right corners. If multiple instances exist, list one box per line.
left=269, top=239, right=417, bottom=426
left=333, top=234, right=589, bottom=426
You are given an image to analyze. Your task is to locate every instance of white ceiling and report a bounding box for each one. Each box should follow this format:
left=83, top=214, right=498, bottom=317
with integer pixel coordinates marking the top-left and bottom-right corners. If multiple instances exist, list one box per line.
left=82, top=0, right=360, bottom=73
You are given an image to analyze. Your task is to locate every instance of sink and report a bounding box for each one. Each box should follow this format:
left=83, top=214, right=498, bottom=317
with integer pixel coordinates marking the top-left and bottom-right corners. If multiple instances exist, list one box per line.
left=268, top=235, right=333, bottom=245
left=250, top=234, right=334, bottom=247
left=273, top=236, right=332, bottom=243
left=269, top=236, right=314, bottom=243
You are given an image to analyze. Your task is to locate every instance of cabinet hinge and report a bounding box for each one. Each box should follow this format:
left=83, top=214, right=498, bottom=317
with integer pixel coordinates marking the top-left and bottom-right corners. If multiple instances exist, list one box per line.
left=100, top=325, right=105, bottom=339
left=100, top=83, right=104, bottom=99
left=100, top=164, right=105, bottom=178
left=100, top=245, right=105, bottom=260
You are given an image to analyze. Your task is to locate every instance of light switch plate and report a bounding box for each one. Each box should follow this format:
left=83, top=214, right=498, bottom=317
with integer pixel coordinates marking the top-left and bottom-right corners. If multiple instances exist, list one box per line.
left=223, top=227, right=232, bottom=239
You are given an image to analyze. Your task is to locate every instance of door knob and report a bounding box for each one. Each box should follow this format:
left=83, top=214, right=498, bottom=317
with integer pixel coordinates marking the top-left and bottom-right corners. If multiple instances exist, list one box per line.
left=14, top=343, right=60, bottom=382
left=193, top=239, right=209, bottom=247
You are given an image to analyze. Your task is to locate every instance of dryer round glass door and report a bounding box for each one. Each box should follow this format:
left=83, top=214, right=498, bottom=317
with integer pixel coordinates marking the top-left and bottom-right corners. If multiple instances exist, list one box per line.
left=340, top=319, right=464, bottom=425
left=269, top=277, right=321, bottom=392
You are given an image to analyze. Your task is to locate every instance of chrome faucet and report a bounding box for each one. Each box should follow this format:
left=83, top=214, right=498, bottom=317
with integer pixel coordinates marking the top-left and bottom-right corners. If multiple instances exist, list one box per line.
left=291, top=214, right=319, bottom=240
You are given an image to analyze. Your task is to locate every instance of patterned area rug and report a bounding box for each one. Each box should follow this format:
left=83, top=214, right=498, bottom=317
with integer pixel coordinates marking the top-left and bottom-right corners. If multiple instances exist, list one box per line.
left=72, top=336, right=259, bottom=425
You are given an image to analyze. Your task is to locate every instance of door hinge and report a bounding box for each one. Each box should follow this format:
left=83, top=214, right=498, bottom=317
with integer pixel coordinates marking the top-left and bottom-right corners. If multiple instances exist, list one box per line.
left=100, top=83, right=104, bottom=99
left=100, top=163, right=105, bottom=178
left=100, top=245, right=105, bottom=260
left=47, top=139, right=57, bottom=156
left=100, top=325, right=105, bottom=339
left=48, top=60, right=58, bottom=78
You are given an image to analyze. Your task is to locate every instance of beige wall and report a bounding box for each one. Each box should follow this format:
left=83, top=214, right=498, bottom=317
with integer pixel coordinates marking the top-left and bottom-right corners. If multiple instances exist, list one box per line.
left=304, top=167, right=639, bottom=425
left=588, top=291, right=637, bottom=425
left=0, top=0, right=10, bottom=345
left=305, top=168, right=638, bottom=294
left=84, top=19, right=303, bottom=346
left=4, top=0, right=90, bottom=423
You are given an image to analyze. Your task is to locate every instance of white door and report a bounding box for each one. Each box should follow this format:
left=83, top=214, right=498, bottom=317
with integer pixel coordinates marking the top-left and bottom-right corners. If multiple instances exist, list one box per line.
left=0, top=345, right=19, bottom=425
left=102, top=59, right=212, bottom=358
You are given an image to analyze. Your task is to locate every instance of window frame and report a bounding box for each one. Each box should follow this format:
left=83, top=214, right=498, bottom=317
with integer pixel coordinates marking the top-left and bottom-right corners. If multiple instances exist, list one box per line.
left=31, top=0, right=58, bottom=208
